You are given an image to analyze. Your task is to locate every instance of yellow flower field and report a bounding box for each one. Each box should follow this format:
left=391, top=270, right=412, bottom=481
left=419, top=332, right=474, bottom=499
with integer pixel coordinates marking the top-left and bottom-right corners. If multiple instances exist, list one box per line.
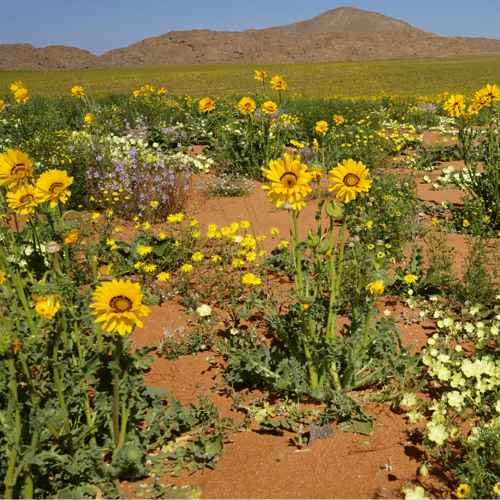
left=1, top=53, right=500, bottom=100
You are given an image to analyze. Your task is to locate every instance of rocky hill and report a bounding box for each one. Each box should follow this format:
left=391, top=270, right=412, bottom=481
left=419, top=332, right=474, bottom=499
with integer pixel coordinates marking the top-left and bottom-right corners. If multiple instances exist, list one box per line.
left=2, top=6, right=500, bottom=71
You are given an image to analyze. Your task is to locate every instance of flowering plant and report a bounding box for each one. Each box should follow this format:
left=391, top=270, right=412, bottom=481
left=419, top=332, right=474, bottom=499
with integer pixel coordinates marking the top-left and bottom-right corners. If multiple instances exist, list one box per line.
left=255, top=153, right=413, bottom=399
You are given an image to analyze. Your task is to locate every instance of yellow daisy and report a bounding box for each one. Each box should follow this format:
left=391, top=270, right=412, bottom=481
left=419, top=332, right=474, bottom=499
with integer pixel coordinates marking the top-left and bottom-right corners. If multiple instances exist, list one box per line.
left=10, top=81, right=25, bottom=92
left=71, top=86, right=85, bottom=97
left=6, top=184, right=41, bottom=214
left=262, top=101, right=277, bottom=114
left=443, top=95, right=465, bottom=117
left=238, top=97, right=256, bottom=114
left=328, top=159, right=372, bottom=203
left=36, top=169, right=73, bottom=207
left=456, top=484, right=470, bottom=499
left=62, top=230, right=78, bottom=245
left=33, top=294, right=62, bottom=320
left=90, top=279, right=151, bottom=336
left=365, top=281, right=385, bottom=294
left=261, top=153, right=312, bottom=210
left=14, top=88, right=29, bottom=103
left=270, top=76, right=287, bottom=90
left=474, top=83, right=500, bottom=106
left=0, top=149, right=34, bottom=187
left=404, top=274, right=418, bottom=284
left=315, top=121, right=329, bottom=135
left=242, top=273, right=261, bottom=285
left=84, top=113, right=94, bottom=123
left=199, top=97, right=215, bottom=112
left=254, top=69, right=267, bottom=81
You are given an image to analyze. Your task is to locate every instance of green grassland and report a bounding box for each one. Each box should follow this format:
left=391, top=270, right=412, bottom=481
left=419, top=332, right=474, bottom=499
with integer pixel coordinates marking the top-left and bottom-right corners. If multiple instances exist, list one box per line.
left=1, top=53, right=500, bottom=100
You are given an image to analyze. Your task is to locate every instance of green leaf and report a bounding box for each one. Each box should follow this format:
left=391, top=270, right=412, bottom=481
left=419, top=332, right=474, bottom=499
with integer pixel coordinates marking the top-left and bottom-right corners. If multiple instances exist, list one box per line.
left=144, top=386, right=171, bottom=401
left=349, top=419, right=374, bottom=435
left=56, top=486, right=96, bottom=499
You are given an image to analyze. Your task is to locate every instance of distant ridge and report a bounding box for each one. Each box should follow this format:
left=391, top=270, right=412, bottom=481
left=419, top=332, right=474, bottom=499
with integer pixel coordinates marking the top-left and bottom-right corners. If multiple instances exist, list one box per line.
left=1, top=6, right=500, bottom=70
left=264, top=6, right=430, bottom=36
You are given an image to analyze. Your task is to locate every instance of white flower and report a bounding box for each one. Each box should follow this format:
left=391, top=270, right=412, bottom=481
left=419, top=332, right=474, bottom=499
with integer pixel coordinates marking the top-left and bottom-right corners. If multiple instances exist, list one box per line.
left=447, top=391, right=465, bottom=409
left=437, top=366, right=451, bottom=381
left=401, top=393, right=418, bottom=407
left=401, top=486, right=429, bottom=499
left=464, top=322, right=474, bottom=334
left=196, top=305, right=212, bottom=317
left=407, top=410, right=424, bottom=423
left=427, top=423, right=449, bottom=446
left=443, top=317, right=454, bottom=328
left=437, top=354, right=450, bottom=363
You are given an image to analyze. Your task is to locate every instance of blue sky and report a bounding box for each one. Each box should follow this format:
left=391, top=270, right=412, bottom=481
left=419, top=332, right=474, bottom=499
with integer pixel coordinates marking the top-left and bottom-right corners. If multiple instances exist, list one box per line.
left=1, top=0, right=500, bottom=56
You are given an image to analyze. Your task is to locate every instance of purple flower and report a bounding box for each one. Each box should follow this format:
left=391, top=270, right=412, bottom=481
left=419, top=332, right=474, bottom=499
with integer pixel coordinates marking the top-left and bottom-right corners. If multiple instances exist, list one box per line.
left=68, top=145, right=75, bottom=152
left=96, top=155, right=102, bottom=161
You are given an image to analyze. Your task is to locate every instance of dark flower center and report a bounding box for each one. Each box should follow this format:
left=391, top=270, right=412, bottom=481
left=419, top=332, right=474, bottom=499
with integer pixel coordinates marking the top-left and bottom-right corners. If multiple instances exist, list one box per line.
left=49, top=182, right=65, bottom=195
left=20, top=194, right=34, bottom=205
left=280, top=172, right=298, bottom=188
left=343, top=173, right=360, bottom=187
left=11, top=163, right=28, bottom=177
left=110, top=295, right=133, bottom=313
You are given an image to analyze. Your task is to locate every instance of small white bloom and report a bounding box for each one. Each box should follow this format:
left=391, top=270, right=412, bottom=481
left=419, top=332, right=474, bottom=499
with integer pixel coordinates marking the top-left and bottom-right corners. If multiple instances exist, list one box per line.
left=196, top=305, right=212, bottom=317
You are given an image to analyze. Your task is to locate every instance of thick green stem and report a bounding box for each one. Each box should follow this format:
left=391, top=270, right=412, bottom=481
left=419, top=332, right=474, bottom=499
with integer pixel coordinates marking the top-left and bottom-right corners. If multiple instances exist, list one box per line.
left=5, top=351, right=22, bottom=500
left=326, top=206, right=348, bottom=339
left=360, top=296, right=375, bottom=351
left=113, top=335, right=122, bottom=450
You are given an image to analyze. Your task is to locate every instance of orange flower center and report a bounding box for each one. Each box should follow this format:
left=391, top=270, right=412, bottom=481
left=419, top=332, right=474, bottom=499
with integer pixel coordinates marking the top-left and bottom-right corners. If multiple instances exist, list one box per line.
left=11, top=164, right=28, bottom=178
left=343, top=173, right=360, bottom=187
left=110, top=295, right=133, bottom=313
left=49, top=182, right=65, bottom=195
left=280, top=172, right=298, bottom=188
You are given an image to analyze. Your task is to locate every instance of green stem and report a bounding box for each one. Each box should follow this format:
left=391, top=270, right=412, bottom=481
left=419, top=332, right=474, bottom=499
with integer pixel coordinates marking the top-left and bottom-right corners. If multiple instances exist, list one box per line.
left=113, top=334, right=122, bottom=450
left=292, top=210, right=303, bottom=296
left=53, top=319, right=74, bottom=456
left=5, top=350, right=22, bottom=500
left=326, top=205, right=348, bottom=339
left=360, top=296, right=375, bottom=352
left=0, top=245, right=37, bottom=336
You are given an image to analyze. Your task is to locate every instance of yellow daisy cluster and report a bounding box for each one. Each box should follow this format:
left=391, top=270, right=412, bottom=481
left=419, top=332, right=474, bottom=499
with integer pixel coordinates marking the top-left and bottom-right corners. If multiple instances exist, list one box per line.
left=443, top=84, right=500, bottom=118
left=0, top=149, right=73, bottom=215
left=133, top=84, right=157, bottom=98
left=10, top=81, right=29, bottom=103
